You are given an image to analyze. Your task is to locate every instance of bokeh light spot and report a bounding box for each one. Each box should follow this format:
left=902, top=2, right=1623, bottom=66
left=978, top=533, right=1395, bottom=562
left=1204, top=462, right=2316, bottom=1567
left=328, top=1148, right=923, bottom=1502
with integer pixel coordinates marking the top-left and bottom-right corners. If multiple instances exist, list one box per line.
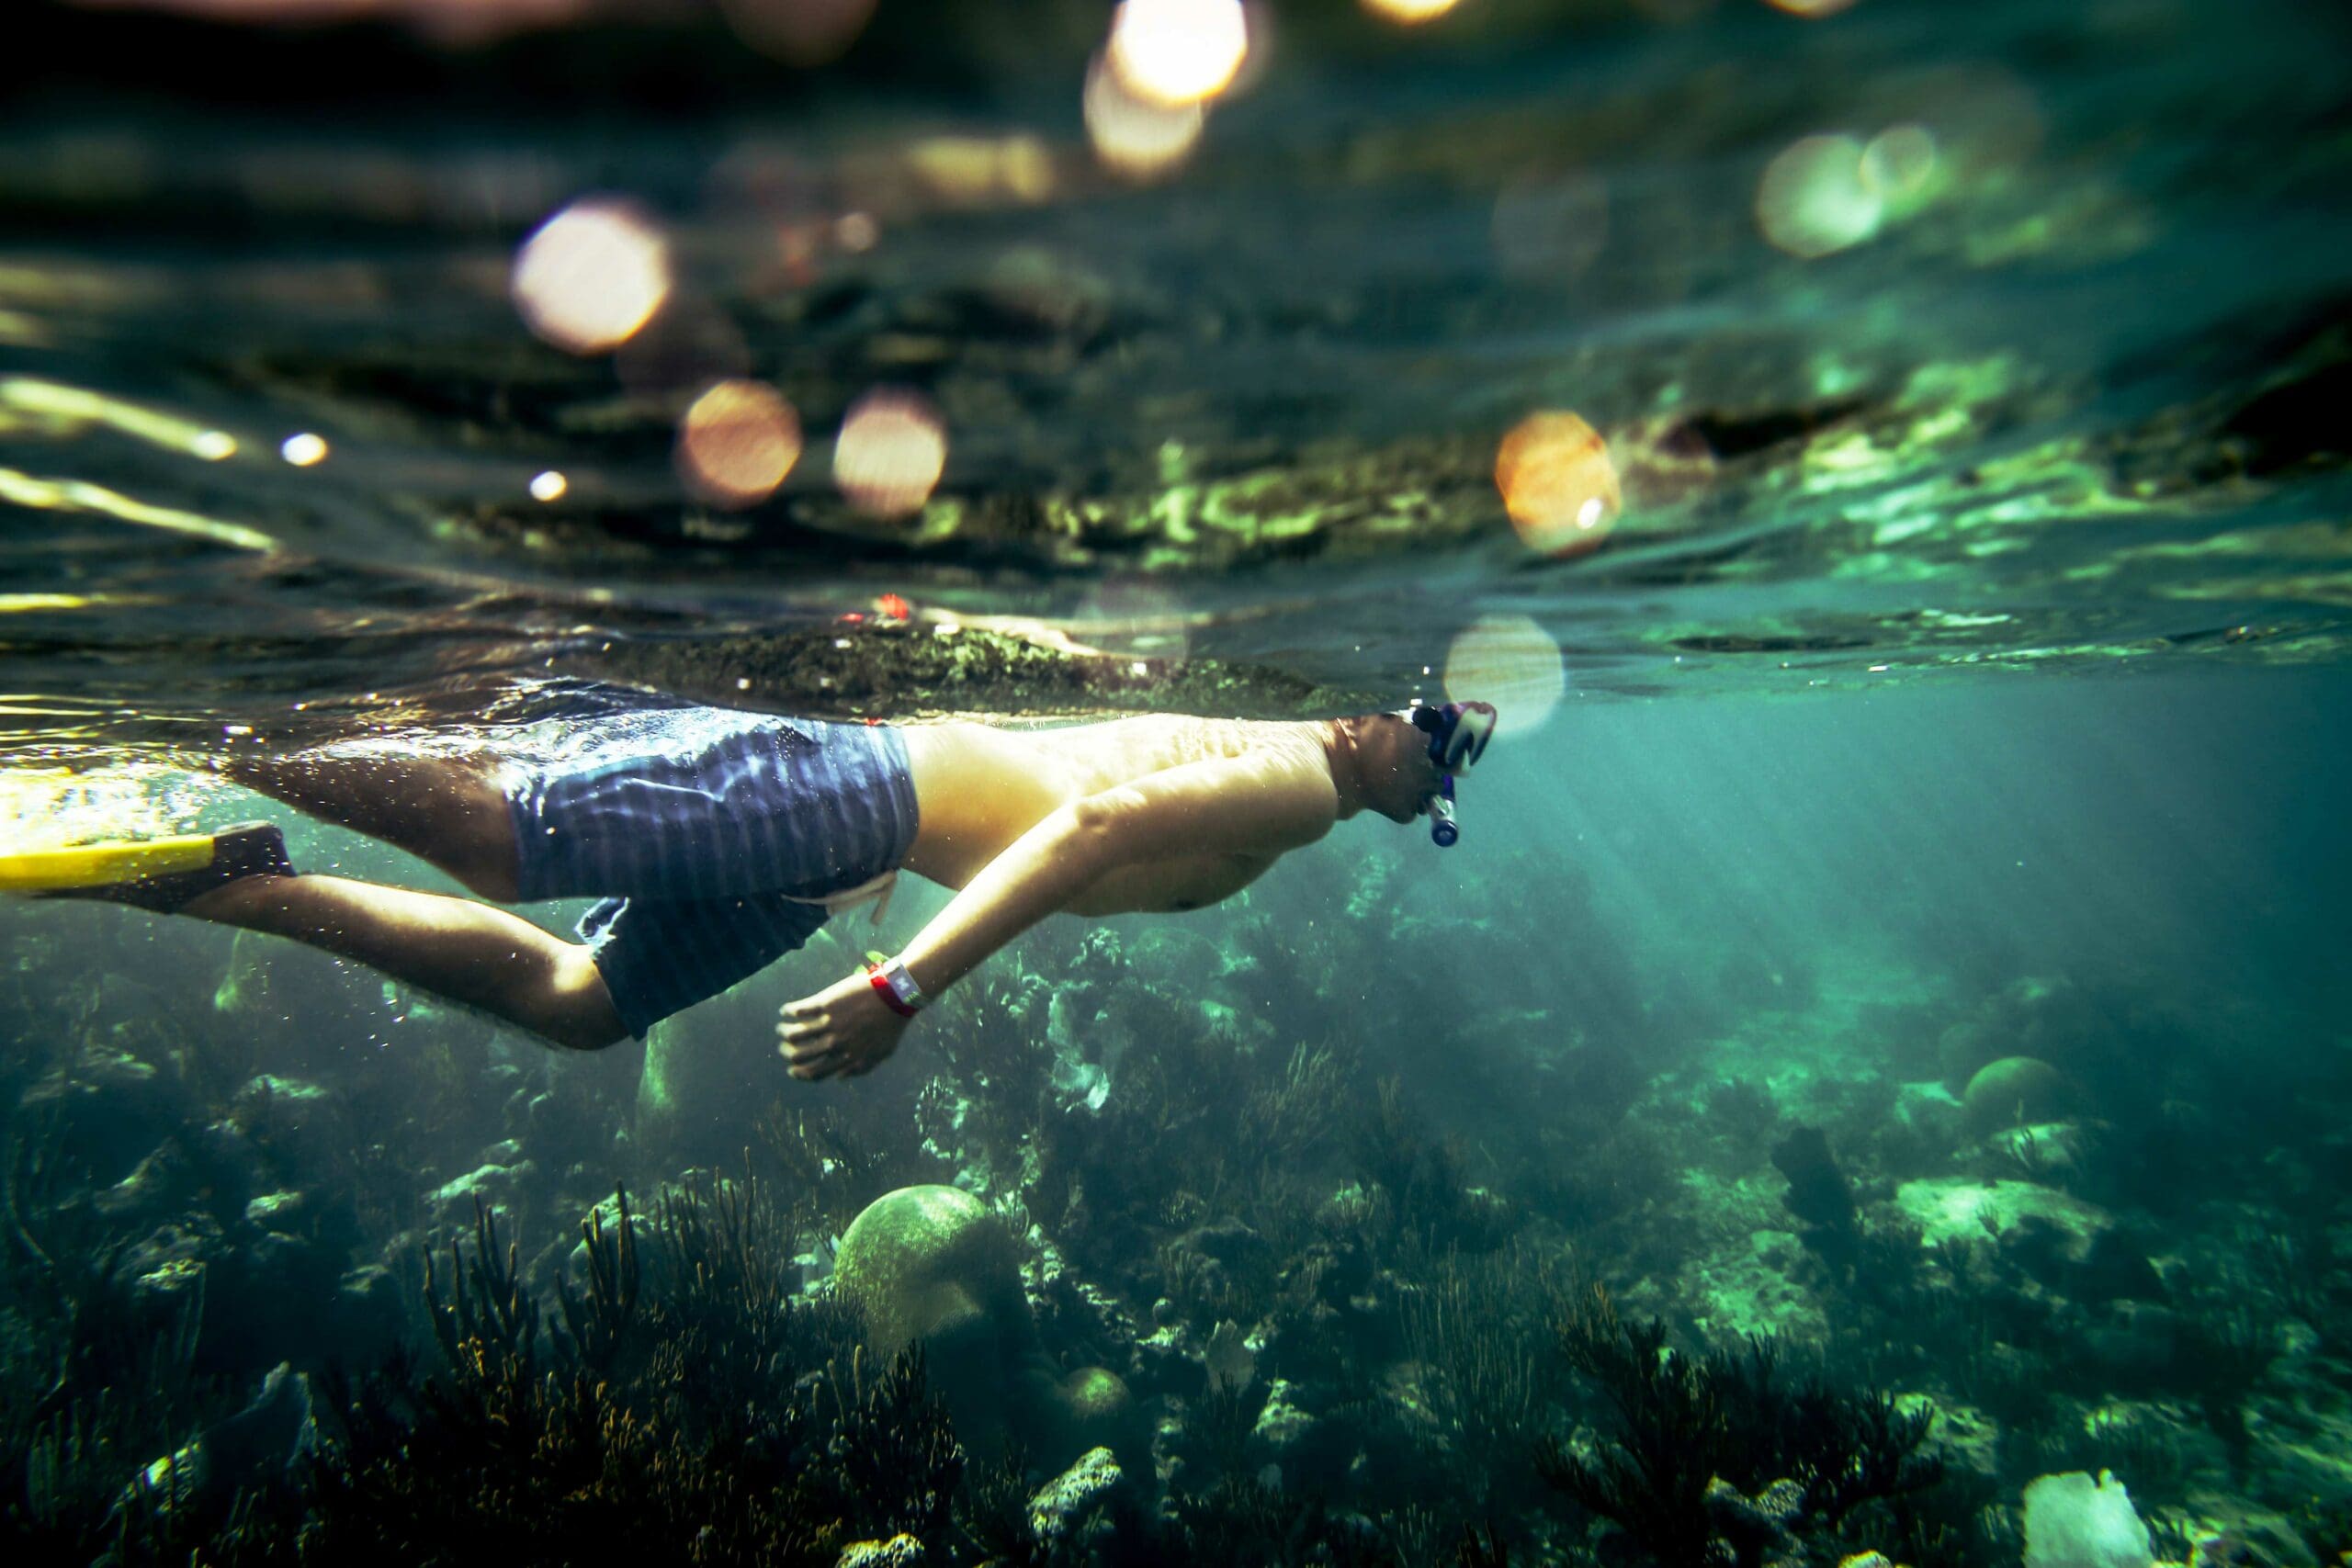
left=190, top=430, right=237, bottom=462
left=1756, top=134, right=1883, bottom=258
left=1443, top=615, right=1566, bottom=738
left=1766, top=0, right=1861, bottom=16
left=1861, top=123, right=1938, bottom=202
left=903, top=136, right=1058, bottom=207
left=529, top=469, right=568, bottom=502
left=279, top=432, right=328, bottom=467
left=1108, top=0, right=1250, bottom=108
left=677, top=380, right=802, bottom=509
left=511, top=197, right=672, bottom=355
left=1363, top=0, right=1460, bottom=22
left=1084, top=51, right=1206, bottom=180
left=1496, top=412, right=1620, bottom=556
left=833, top=389, right=946, bottom=518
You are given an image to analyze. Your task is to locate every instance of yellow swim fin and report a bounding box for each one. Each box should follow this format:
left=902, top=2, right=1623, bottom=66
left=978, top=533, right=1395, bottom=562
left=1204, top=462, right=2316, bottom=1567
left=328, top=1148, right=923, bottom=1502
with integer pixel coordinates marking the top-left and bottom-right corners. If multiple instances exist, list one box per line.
left=2, top=821, right=292, bottom=910
left=0, top=831, right=222, bottom=892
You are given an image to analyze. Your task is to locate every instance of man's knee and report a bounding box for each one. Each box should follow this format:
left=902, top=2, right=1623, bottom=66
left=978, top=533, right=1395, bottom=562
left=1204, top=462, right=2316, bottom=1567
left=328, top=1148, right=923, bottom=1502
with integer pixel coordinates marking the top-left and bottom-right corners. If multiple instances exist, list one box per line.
left=452, top=854, right=522, bottom=905
left=441, top=775, right=524, bottom=902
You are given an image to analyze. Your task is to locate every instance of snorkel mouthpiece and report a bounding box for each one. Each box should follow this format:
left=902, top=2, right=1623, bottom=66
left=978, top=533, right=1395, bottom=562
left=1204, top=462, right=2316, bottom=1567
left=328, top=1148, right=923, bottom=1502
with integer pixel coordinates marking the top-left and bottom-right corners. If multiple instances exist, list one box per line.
left=1427, top=776, right=1459, bottom=848
left=1404, top=700, right=1497, bottom=848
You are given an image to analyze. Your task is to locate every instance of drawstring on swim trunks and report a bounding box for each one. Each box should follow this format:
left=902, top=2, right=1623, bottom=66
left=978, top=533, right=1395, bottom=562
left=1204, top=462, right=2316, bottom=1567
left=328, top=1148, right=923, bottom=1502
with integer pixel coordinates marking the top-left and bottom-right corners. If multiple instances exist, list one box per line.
left=783, top=869, right=898, bottom=926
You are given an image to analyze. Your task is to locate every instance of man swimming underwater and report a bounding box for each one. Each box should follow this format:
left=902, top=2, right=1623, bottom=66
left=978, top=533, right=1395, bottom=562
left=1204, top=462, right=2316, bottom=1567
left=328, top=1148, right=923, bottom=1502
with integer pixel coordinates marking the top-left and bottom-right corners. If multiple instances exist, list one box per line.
left=34, top=694, right=1495, bottom=1081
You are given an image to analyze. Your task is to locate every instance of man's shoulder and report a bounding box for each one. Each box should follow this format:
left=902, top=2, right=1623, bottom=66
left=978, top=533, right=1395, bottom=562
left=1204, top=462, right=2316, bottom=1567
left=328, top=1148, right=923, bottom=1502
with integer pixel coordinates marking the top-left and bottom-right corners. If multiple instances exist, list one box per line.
left=1248, top=721, right=1340, bottom=785
left=1086, top=732, right=1337, bottom=860
left=1035, top=713, right=1319, bottom=782
left=1199, top=729, right=1341, bottom=828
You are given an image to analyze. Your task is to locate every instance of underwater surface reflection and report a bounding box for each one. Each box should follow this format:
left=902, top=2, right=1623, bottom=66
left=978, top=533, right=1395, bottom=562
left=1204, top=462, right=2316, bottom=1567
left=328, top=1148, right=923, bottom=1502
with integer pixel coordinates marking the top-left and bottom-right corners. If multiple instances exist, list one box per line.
left=2, top=0, right=2348, bottom=752
left=3, top=0, right=2350, bottom=1562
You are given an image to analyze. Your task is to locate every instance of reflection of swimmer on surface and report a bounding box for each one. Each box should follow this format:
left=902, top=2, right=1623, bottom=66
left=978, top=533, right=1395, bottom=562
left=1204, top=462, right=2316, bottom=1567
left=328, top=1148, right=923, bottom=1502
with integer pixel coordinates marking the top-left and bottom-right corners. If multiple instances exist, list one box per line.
left=25, top=688, right=1496, bottom=1083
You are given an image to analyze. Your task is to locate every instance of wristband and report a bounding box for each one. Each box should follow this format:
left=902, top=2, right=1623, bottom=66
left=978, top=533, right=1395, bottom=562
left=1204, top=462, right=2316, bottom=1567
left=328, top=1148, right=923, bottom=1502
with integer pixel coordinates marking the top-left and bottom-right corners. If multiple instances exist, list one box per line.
left=862, top=951, right=925, bottom=1017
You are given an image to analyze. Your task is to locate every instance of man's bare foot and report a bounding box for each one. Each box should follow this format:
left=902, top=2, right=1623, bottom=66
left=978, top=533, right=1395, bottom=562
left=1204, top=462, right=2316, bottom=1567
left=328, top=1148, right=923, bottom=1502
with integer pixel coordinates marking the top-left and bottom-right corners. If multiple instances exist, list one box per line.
left=44, top=822, right=295, bottom=915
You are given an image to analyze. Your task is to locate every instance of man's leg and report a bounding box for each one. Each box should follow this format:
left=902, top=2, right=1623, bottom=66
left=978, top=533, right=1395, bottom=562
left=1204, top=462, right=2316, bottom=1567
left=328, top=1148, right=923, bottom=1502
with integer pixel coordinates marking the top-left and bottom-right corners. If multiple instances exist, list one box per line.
left=181, top=873, right=625, bottom=1051
left=46, top=743, right=625, bottom=1048
left=219, top=750, right=524, bottom=901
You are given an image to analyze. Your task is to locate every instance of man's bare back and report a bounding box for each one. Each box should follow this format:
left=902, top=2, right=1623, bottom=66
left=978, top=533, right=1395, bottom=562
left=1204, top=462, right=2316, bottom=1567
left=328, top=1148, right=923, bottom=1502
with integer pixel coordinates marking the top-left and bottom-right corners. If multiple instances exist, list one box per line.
left=899, top=716, right=1343, bottom=915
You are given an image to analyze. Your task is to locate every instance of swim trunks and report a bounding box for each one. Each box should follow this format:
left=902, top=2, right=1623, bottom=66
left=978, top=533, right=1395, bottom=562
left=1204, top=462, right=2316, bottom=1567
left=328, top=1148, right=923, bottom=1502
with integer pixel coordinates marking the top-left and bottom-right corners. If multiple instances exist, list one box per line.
left=502, top=701, right=920, bottom=1039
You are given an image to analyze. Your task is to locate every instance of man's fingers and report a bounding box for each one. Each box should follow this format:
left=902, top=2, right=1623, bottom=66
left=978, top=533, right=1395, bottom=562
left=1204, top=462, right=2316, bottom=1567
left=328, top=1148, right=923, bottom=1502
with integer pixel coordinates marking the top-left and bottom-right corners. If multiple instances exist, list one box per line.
left=780, top=1040, right=865, bottom=1082
left=780, top=1032, right=864, bottom=1078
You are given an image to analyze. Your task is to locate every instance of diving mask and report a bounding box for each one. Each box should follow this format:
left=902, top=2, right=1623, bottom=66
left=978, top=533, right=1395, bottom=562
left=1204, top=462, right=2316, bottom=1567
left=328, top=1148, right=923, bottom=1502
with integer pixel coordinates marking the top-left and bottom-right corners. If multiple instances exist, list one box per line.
left=1400, top=700, right=1498, bottom=847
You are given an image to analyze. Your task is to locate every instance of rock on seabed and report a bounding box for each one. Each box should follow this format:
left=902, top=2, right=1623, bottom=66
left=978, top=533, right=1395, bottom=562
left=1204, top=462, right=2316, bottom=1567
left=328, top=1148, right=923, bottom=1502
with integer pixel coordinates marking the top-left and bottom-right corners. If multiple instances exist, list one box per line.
left=1896, top=1178, right=2113, bottom=1267
left=1029, top=1446, right=1121, bottom=1545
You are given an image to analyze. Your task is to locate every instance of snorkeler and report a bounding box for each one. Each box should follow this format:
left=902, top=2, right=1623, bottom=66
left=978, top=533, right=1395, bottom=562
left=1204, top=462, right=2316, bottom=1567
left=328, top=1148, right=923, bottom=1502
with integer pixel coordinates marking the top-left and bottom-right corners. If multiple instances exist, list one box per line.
left=16, top=695, right=1494, bottom=1081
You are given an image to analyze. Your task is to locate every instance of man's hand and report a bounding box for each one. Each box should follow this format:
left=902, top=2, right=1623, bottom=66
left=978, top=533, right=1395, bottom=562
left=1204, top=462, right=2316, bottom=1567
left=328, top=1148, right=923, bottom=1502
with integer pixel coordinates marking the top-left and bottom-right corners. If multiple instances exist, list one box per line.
left=776, top=970, right=914, bottom=1081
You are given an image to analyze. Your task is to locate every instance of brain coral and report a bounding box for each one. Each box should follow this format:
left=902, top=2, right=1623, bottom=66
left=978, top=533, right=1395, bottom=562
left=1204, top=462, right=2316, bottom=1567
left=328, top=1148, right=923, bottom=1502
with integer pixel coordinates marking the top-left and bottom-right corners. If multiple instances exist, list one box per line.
left=1961, top=1055, right=2074, bottom=1136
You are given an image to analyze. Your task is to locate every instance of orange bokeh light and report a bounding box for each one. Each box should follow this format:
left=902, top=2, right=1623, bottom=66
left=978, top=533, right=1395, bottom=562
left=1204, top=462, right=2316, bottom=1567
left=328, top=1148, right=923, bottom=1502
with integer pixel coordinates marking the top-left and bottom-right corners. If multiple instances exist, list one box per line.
left=1496, top=412, right=1621, bottom=556
left=676, top=380, right=802, bottom=509
left=833, top=389, right=946, bottom=518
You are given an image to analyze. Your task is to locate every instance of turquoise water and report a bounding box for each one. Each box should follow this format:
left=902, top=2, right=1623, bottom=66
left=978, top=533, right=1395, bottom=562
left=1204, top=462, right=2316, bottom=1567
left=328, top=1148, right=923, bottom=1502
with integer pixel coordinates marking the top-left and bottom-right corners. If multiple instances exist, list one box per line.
left=3, top=0, right=2349, bottom=1562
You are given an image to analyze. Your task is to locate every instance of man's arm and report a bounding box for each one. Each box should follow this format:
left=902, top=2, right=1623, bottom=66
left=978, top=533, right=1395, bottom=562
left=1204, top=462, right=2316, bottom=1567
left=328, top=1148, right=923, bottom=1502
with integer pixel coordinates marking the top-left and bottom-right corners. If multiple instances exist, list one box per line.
left=777, top=741, right=1337, bottom=1078
left=898, top=741, right=1339, bottom=998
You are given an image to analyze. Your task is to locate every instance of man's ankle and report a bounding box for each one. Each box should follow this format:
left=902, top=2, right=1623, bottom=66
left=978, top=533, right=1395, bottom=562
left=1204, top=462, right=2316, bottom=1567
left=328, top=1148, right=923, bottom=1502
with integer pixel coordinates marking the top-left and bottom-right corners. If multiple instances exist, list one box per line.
left=182, top=874, right=293, bottom=921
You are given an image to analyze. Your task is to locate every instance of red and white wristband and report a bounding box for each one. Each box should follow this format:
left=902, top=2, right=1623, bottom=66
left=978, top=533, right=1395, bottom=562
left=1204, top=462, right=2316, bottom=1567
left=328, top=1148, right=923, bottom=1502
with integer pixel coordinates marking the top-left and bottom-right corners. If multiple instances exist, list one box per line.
left=862, top=951, right=926, bottom=1018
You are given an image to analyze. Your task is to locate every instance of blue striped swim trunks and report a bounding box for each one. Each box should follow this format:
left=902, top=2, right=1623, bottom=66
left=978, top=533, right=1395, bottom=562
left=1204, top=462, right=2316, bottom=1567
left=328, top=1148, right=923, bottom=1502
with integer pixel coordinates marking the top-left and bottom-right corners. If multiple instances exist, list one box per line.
left=502, top=701, right=920, bottom=1040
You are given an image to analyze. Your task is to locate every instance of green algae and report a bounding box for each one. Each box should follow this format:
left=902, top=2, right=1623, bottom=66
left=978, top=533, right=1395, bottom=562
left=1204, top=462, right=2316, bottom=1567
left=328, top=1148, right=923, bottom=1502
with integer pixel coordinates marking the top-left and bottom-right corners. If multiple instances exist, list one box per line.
left=565, top=616, right=1383, bottom=721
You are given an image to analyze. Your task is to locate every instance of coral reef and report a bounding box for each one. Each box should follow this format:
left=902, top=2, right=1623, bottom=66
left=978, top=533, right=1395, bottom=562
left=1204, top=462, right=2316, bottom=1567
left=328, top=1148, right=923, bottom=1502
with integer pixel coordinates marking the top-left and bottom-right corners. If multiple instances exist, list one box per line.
left=1538, top=1281, right=1964, bottom=1567
left=5, top=773, right=2348, bottom=1568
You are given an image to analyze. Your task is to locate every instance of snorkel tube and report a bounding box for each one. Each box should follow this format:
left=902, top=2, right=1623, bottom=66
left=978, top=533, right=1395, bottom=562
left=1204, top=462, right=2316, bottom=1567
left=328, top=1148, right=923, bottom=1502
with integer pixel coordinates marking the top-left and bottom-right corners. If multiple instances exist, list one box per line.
left=1407, top=700, right=1497, bottom=848
left=1427, top=776, right=1460, bottom=847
